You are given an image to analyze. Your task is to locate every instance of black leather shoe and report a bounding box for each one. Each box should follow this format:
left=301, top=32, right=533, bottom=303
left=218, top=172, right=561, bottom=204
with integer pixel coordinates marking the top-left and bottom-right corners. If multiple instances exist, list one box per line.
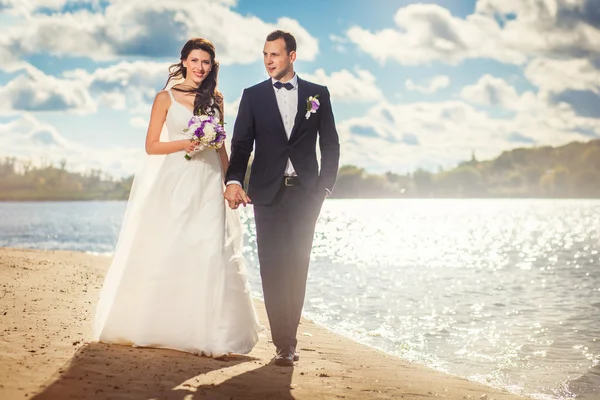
left=274, top=347, right=295, bottom=367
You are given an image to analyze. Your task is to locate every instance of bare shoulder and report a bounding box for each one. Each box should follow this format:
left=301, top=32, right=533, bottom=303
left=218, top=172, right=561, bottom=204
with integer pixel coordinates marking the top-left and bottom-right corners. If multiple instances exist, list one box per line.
left=155, top=90, right=171, bottom=104
left=150, top=90, right=171, bottom=112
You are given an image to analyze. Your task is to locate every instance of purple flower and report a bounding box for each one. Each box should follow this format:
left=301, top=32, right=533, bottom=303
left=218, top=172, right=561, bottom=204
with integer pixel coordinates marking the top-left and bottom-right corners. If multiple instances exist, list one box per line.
left=305, top=95, right=320, bottom=119
left=188, top=115, right=201, bottom=127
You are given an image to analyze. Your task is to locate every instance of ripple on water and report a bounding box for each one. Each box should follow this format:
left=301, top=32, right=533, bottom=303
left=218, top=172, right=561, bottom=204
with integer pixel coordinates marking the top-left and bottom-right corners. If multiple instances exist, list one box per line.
left=1, top=199, right=599, bottom=399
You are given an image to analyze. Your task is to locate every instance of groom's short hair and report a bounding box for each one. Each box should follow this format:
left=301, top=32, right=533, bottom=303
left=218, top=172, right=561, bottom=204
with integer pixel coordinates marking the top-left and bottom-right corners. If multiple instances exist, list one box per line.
left=266, top=30, right=297, bottom=54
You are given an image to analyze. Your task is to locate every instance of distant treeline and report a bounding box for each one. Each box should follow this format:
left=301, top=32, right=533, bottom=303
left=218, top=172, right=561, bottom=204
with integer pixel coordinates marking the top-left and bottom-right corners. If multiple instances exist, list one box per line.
left=334, top=139, right=600, bottom=198
left=1, top=139, right=600, bottom=201
left=0, top=159, right=133, bottom=201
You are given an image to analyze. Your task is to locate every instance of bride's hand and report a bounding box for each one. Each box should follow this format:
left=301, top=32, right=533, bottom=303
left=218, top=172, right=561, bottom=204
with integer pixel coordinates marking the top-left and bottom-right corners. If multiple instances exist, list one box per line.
left=182, top=140, right=197, bottom=153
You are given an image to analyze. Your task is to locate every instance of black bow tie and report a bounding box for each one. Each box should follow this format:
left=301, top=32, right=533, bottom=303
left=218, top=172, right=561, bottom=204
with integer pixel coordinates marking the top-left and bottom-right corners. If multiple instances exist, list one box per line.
left=273, top=81, right=294, bottom=90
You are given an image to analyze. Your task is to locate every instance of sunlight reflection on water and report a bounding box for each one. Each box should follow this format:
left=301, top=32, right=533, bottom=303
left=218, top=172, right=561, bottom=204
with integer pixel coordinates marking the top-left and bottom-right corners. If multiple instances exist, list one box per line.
left=242, top=199, right=600, bottom=400
left=1, top=199, right=599, bottom=399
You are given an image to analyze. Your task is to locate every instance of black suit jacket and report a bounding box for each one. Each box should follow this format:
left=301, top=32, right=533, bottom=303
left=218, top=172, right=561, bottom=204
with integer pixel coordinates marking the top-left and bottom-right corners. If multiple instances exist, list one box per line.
left=226, top=77, right=340, bottom=206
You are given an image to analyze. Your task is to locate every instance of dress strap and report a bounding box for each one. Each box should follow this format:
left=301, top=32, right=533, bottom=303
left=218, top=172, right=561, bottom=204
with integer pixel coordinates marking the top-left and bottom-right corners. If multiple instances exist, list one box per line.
left=166, top=89, right=175, bottom=102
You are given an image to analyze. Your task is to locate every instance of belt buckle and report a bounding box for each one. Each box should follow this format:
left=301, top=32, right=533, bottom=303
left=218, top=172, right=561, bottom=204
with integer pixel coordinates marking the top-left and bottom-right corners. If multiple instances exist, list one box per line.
left=284, top=176, right=294, bottom=187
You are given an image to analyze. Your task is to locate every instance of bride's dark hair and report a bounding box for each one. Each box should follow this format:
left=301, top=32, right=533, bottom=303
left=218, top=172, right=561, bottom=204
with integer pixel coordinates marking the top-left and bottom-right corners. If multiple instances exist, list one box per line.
left=164, top=38, right=223, bottom=120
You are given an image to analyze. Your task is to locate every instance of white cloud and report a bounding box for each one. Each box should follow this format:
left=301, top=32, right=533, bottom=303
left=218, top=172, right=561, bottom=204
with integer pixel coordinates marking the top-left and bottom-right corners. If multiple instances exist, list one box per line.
left=0, top=66, right=96, bottom=115
left=338, top=93, right=600, bottom=173
left=346, top=1, right=600, bottom=66
left=460, top=74, right=522, bottom=109
left=520, top=56, right=600, bottom=117
left=0, top=60, right=176, bottom=115
left=65, top=60, right=170, bottom=111
left=329, top=34, right=348, bottom=53
left=3, top=94, right=599, bottom=178
left=338, top=100, right=500, bottom=173
left=0, top=60, right=169, bottom=116
left=2, top=0, right=599, bottom=177
left=0, top=36, right=29, bottom=72
left=301, top=68, right=383, bottom=102
left=525, top=57, right=600, bottom=94
left=405, top=75, right=450, bottom=94
left=73, top=61, right=169, bottom=91
left=129, top=116, right=148, bottom=129
left=0, top=57, right=250, bottom=135
left=97, top=92, right=127, bottom=110
left=4, top=0, right=318, bottom=64
left=0, top=115, right=143, bottom=177
left=0, top=0, right=69, bottom=15
left=224, top=96, right=241, bottom=120
left=347, top=4, right=523, bottom=66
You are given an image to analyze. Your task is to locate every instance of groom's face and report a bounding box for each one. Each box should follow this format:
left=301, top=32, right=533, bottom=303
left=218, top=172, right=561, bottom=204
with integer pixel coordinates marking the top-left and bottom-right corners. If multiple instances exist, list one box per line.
left=263, top=38, right=296, bottom=81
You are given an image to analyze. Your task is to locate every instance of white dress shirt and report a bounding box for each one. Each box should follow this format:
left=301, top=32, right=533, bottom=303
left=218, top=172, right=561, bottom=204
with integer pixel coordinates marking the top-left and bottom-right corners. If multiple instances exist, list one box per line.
left=227, top=74, right=298, bottom=187
left=272, top=74, right=298, bottom=176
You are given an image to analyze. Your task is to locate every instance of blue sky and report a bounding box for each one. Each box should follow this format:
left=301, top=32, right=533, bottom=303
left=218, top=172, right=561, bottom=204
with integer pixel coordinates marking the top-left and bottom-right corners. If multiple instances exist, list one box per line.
left=1, top=0, right=599, bottom=177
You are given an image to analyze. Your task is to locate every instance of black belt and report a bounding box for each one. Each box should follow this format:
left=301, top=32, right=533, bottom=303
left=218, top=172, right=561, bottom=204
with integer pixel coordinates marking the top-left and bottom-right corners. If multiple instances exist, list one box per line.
left=283, top=176, right=300, bottom=187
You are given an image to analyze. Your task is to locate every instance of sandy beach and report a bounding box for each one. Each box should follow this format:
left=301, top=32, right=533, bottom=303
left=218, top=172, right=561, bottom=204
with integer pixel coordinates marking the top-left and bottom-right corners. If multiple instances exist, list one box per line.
left=0, top=247, right=529, bottom=399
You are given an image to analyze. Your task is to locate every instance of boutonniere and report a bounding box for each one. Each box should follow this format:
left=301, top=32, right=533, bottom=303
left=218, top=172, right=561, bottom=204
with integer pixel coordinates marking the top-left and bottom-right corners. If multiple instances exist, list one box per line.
left=305, top=95, right=320, bottom=119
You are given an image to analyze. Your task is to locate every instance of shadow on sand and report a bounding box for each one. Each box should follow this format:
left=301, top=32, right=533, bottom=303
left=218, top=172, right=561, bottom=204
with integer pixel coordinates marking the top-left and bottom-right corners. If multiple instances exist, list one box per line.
left=32, top=342, right=294, bottom=400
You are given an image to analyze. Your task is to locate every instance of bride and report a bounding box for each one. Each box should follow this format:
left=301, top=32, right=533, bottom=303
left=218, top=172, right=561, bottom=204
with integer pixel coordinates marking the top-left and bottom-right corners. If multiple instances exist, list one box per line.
left=92, top=38, right=261, bottom=357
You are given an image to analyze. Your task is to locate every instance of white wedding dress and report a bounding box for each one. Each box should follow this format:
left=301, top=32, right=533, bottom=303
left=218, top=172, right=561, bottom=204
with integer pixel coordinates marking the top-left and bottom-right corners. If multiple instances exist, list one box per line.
left=92, top=89, right=261, bottom=357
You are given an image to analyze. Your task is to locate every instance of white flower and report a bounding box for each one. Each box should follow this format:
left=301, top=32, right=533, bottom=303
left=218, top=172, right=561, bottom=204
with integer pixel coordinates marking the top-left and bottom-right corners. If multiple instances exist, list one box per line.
left=202, top=123, right=216, bottom=137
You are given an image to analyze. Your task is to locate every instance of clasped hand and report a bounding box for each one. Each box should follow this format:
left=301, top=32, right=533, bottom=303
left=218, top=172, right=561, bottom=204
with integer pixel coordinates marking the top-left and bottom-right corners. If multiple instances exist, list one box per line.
left=224, top=184, right=251, bottom=209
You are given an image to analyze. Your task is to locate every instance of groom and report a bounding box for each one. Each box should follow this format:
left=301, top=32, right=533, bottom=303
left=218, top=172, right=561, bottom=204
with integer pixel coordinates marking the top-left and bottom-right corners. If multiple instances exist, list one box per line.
left=224, top=30, right=340, bottom=366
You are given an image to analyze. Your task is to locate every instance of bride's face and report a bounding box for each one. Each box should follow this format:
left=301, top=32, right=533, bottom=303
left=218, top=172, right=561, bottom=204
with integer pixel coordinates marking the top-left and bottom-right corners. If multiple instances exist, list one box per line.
left=183, top=49, right=212, bottom=85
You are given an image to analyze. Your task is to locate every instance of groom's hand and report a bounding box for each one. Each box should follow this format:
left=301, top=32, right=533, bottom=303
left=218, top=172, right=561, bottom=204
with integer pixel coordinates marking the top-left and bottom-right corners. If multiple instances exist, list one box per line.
left=224, top=184, right=251, bottom=209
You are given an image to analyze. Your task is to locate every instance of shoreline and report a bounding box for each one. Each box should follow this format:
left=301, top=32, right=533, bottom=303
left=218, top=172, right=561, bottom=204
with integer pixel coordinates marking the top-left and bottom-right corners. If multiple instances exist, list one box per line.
left=0, top=247, right=530, bottom=399
left=2, top=197, right=600, bottom=202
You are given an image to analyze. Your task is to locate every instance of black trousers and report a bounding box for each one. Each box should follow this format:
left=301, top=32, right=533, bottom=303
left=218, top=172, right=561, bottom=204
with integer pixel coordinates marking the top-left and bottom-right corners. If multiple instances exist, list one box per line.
left=253, top=181, right=323, bottom=350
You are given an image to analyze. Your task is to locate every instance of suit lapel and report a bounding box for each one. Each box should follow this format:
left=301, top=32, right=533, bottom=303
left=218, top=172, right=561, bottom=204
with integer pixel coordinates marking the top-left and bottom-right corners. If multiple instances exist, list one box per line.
left=262, top=80, right=287, bottom=139
left=290, top=77, right=308, bottom=141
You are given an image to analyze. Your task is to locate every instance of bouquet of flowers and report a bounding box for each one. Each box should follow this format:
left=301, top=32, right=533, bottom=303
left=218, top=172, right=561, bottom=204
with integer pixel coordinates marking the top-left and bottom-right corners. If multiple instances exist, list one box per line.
left=183, top=114, right=226, bottom=160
